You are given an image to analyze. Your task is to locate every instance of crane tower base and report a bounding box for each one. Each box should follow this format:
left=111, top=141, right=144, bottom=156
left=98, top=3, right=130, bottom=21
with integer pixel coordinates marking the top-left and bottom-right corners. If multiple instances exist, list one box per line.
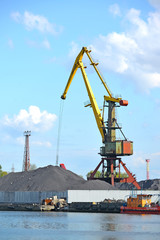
left=88, top=157, right=141, bottom=190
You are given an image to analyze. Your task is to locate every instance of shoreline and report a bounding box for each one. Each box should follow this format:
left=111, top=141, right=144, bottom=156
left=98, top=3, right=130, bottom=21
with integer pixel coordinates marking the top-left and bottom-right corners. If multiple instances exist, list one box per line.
left=0, top=201, right=123, bottom=213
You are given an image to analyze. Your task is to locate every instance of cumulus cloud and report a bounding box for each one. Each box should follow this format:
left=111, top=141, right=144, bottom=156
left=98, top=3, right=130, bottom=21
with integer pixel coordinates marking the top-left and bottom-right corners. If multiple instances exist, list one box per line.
left=3, top=106, right=57, bottom=132
left=109, top=3, right=121, bottom=16
left=68, top=6, right=160, bottom=92
left=11, top=11, right=62, bottom=35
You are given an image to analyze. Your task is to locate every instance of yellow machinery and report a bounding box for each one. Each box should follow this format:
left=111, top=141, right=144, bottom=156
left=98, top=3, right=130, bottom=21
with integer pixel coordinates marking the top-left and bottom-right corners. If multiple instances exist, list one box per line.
left=127, top=195, right=152, bottom=208
left=61, top=47, right=140, bottom=189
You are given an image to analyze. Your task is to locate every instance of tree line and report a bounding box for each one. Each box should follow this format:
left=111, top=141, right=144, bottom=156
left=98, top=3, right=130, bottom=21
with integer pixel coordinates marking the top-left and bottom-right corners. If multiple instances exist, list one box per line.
left=0, top=165, right=7, bottom=177
left=86, top=170, right=128, bottom=179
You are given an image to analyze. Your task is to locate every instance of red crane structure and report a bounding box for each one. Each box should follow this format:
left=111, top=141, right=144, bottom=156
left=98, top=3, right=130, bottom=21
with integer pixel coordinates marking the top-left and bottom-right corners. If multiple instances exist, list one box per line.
left=22, top=131, right=31, bottom=171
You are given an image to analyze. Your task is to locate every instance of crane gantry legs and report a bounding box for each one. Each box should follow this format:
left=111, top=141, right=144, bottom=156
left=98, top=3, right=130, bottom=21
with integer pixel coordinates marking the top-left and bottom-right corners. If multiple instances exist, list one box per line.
left=88, top=157, right=141, bottom=189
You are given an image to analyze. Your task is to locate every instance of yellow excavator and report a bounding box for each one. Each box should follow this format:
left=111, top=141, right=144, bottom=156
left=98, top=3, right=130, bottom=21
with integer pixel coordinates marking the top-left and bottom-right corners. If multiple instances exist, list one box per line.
left=61, top=47, right=140, bottom=189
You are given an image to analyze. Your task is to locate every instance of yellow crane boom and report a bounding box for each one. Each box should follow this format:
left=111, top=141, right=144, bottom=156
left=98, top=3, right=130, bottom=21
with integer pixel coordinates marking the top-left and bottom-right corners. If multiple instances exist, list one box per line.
left=61, top=47, right=127, bottom=143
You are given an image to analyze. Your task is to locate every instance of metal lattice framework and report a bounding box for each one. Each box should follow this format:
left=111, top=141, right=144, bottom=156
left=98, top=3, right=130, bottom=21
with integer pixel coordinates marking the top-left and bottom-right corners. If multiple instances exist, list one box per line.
left=22, top=131, right=31, bottom=171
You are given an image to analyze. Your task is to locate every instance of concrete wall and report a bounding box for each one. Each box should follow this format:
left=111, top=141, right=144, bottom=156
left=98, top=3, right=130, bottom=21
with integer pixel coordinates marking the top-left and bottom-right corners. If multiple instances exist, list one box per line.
left=0, top=191, right=67, bottom=204
left=67, top=190, right=160, bottom=203
left=0, top=190, right=159, bottom=204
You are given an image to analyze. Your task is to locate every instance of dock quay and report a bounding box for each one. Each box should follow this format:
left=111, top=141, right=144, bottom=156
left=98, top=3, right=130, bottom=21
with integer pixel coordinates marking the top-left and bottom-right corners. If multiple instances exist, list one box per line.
left=0, top=200, right=124, bottom=213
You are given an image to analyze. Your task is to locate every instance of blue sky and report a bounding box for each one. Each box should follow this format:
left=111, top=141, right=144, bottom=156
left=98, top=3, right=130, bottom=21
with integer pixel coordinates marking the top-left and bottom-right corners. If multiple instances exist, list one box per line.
left=0, top=0, right=160, bottom=181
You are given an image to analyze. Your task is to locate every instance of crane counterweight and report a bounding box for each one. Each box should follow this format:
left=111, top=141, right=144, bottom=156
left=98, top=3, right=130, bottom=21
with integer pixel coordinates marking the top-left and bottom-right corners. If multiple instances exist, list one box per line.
left=120, top=100, right=128, bottom=106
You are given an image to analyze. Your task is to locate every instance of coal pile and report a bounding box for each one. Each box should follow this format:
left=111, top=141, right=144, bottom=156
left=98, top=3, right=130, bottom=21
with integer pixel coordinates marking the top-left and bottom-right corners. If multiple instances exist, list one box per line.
left=115, top=179, right=160, bottom=190
left=0, top=165, right=115, bottom=191
left=138, top=179, right=160, bottom=190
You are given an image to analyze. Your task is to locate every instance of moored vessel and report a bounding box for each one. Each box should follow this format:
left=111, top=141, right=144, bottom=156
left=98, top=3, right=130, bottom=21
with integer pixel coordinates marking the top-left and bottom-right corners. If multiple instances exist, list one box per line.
left=121, top=194, right=160, bottom=214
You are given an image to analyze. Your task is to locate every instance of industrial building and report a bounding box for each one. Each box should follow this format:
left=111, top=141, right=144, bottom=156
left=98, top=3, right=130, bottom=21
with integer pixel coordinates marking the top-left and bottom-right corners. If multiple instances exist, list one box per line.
left=0, top=190, right=159, bottom=204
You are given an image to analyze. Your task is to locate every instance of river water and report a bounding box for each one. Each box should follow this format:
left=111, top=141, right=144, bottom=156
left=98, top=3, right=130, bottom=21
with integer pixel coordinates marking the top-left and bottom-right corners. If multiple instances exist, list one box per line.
left=0, top=211, right=160, bottom=240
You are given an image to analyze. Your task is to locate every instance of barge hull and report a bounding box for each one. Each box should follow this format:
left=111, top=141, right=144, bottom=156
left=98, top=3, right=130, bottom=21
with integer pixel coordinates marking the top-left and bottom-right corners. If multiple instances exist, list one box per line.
left=121, top=206, right=160, bottom=214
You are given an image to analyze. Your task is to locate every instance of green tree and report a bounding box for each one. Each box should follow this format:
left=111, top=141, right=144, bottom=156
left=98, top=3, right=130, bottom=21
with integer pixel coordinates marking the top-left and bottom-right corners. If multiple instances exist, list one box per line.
left=119, top=172, right=128, bottom=178
left=0, top=171, right=7, bottom=177
left=30, top=164, right=37, bottom=171
left=86, top=169, right=128, bottom=179
left=107, top=171, right=128, bottom=178
left=0, top=165, right=8, bottom=177
left=86, top=170, right=101, bottom=179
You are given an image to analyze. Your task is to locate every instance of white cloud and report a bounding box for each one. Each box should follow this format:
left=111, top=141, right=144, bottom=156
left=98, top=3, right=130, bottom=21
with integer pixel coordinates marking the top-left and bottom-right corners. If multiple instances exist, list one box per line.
left=151, top=151, right=160, bottom=156
left=149, top=0, right=160, bottom=10
left=131, top=151, right=146, bottom=167
left=3, top=106, right=57, bottom=132
left=42, top=39, right=51, bottom=49
left=68, top=41, right=80, bottom=58
left=109, top=3, right=121, bottom=16
left=133, top=156, right=145, bottom=167
left=16, top=136, right=24, bottom=145
left=11, top=11, right=61, bottom=35
left=126, top=8, right=148, bottom=37
left=13, top=136, right=52, bottom=148
left=68, top=6, right=160, bottom=92
left=11, top=11, right=22, bottom=22
left=23, top=11, right=56, bottom=34
left=32, top=140, right=52, bottom=148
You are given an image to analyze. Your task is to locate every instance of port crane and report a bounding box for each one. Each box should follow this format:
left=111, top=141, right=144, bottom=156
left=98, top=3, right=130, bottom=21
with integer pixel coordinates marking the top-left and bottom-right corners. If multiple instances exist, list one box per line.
left=61, top=47, right=140, bottom=189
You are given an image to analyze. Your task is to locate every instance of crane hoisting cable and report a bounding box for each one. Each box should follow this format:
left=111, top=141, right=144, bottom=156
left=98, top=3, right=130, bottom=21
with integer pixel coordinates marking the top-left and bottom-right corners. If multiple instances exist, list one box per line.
left=56, top=99, right=64, bottom=166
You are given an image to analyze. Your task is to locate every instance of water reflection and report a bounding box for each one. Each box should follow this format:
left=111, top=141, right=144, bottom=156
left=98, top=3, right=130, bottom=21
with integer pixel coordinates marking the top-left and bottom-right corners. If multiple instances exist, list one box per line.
left=101, top=237, right=116, bottom=240
left=101, top=223, right=116, bottom=231
left=20, top=219, right=68, bottom=230
left=0, top=212, right=160, bottom=240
